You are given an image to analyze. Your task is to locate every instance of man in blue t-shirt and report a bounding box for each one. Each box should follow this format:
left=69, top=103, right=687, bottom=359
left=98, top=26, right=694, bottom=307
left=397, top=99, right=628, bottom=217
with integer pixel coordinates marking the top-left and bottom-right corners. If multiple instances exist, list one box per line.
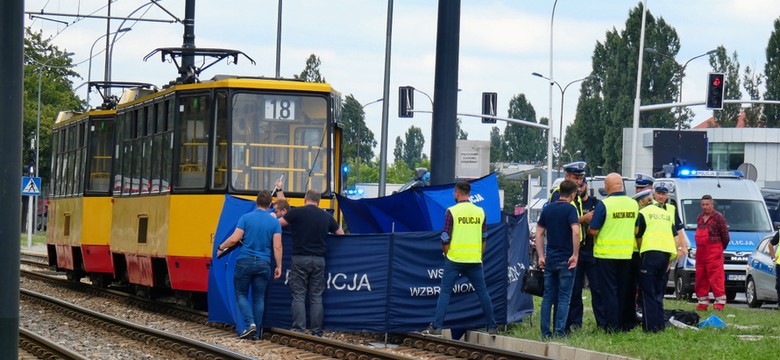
left=535, top=179, right=580, bottom=338
left=218, top=190, right=282, bottom=340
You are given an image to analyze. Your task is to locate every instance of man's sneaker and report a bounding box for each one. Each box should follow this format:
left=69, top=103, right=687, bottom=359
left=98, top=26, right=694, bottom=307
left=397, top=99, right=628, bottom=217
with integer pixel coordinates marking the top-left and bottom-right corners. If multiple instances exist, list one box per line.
left=239, top=324, right=257, bottom=339
left=422, top=324, right=442, bottom=337
left=713, top=303, right=725, bottom=311
left=487, top=328, right=498, bottom=336
left=696, top=304, right=708, bottom=312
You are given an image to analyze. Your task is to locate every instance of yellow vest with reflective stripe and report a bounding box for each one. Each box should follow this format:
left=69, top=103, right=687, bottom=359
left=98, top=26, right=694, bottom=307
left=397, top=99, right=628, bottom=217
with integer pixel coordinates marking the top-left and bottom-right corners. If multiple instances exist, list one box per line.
left=639, top=204, right=676, bottom=256
left=594, top=195, right=638, bottom=259
left=447, top=202, right=485, bottom=263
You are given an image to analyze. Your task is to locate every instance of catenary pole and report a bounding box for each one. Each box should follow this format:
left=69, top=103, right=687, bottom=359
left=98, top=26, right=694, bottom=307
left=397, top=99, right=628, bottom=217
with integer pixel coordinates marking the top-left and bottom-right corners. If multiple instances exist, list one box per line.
left=630, top=0, right=648, bottom=176
left=378, top=0, right=394, bottom=196
left=0, top=0, right=23, bottom=357
left=429, top=0, right=460, bottom=186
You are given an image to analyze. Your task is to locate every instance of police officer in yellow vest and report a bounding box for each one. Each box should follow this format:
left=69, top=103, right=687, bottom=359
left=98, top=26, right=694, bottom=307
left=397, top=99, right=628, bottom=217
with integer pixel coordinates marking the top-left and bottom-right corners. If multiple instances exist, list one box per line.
left=634, top=190, right=677, bottom=332
left=767, top=231, right=780, bottom=306
left=588, top=173, right=639, bottom=333
left=423, top=181, right=497, bottom=337
left=652, top=185, right=687, bottom=260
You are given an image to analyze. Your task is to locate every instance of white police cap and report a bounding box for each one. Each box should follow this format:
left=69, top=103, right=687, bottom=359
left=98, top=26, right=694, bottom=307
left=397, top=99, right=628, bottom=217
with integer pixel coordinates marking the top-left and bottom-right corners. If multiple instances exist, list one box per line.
left=563, top=161, right=587, bottom=175
left=635, top=173, right=655, bottom=187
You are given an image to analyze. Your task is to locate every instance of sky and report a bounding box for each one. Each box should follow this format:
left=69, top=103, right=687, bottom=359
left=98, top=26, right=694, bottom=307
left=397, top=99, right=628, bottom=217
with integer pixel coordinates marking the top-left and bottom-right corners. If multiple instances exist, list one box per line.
left=25, top=0, right=780, bottom=160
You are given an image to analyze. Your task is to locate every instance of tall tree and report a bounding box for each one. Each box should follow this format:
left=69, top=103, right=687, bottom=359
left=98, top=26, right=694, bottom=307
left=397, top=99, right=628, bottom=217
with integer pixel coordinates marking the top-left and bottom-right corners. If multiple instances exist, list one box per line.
left=566, top=3, right=680, bottom=173
left=24, top=28, right=82, bottom=184
left=489, top=126, right=504, bottom=162
left=402, top=125, right=425, bottom=170
left=456, top=118, right=468, bottom=140
left=393, top=136, right=404, bottom=163
left=341, top=95, right=377, bottom=163
left=742, top=66, right=765, bottom=127
left=503, top=94, right=546, bottom=163
left=294, top=54, right=326, bottom=83
left=708, top=47, right=742, bottom=127
left=764, top=17, right=780, bottom=128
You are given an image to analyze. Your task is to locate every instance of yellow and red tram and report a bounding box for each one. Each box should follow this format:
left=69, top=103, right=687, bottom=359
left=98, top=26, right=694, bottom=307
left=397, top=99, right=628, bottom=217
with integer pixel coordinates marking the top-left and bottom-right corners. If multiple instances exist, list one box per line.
left=49, top=76, right=344, bottom=298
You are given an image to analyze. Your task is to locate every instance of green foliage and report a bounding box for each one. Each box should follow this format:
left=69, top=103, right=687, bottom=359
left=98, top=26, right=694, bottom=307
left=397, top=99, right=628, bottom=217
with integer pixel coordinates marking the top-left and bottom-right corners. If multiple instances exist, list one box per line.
left=489, top=126, right=504, bottom=162
left=504, top=94, right=546, bottom=163
left=742, top=66, right=765, bottom=127
left=294, top=54, right=326, bottom=83
left=764, top=17, right=780, bottom=128
left=387, top=160, right=414, bottom=183
left=509, top=291, right=780, bottom=360
left=393, top=126, right=426, bottom=170
left=341, top=95, right=377, bottom=163
left=708, top=47, right=742, bottom=127
left=567, top=4, right=679, bottom=173
left=456, top=118, right=468, bottom=140
left=23, top=28, right=83, bottom=185
left=497, top=173, right=525, bottom=212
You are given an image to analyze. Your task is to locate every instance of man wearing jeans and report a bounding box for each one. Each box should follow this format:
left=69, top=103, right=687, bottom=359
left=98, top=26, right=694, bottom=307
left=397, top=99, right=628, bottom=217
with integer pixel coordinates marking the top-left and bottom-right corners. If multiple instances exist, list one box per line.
left=535, top=180, right=580, bottom=338
left=279, top=189, right=343, bottom=336
left=217, top=190, right=283, bottom=339
left=423, top=181, right=497, bottom=337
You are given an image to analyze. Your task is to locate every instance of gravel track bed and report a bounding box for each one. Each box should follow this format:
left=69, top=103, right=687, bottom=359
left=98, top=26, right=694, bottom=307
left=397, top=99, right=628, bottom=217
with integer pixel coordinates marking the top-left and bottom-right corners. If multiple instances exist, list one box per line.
left=20, top=267, right=449, bottom=359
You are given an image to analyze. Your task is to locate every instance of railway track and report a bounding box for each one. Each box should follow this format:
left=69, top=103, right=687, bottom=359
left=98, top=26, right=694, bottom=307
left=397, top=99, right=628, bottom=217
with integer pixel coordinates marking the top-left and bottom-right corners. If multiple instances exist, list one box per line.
left=21, top=288, right=254, bottom=360
left=18, top=327, right=89, bottom=360
left=21, top=255, right=549, bottom=359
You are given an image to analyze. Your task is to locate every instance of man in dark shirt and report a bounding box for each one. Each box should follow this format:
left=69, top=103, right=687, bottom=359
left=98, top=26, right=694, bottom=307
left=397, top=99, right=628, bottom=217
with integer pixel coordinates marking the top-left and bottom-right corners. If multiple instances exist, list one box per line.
left=536, top=179, right=580, bottom=338
left=279, top=189, right=343, bottom=336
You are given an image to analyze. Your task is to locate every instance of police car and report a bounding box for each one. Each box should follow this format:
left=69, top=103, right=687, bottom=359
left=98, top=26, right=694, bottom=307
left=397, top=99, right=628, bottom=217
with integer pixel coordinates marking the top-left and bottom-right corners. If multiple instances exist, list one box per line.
left=745, top=233, right=779, bottom=308
left=659, top=169, right=775, bottom=301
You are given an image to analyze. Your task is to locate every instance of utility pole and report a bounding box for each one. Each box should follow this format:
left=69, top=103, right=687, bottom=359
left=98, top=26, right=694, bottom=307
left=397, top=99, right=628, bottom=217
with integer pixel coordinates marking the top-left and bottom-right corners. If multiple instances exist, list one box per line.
left=0, top=0, right=23, bottom=356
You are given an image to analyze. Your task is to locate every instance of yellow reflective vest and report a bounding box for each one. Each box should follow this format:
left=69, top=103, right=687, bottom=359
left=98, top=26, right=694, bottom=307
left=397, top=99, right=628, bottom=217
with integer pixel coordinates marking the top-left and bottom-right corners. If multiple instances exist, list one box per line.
left=447, top=202, right=485, bottom=263
left=594, top=195, right=638, bottom=260
left=639, top=204, right=676, bottom=256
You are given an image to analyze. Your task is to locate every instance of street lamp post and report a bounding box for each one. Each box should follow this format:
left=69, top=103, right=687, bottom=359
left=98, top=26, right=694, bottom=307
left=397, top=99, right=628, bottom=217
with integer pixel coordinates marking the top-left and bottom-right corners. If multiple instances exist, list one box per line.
left=545, top=0, right=559, bottom=196
left=532, top=73, right=595, bottom=170
left=645, top=47, right=718, bottom=104
left=357, top=98, right=384, bottom=183
left=87, top=28, right=132, bottom=106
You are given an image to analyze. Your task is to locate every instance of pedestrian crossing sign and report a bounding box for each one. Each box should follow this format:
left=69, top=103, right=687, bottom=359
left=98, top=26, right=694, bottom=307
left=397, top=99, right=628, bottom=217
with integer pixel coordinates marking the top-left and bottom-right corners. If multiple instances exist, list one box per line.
left=21, top=176, right=42, bottom=196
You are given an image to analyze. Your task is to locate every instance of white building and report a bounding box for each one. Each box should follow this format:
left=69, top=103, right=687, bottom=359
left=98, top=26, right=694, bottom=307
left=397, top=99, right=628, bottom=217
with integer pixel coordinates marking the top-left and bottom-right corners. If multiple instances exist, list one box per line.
left=622, top=127, right=780, bottom=188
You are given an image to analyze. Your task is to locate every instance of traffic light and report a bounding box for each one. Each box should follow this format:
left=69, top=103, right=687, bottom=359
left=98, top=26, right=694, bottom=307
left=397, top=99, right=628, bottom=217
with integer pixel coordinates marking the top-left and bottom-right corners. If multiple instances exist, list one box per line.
left=27, top=149, right=36, bottom=175
left=398, top=86, right=414, bottom=118
left=706, top=72, right=725, bottom=110
left=481, top=92, right=497, bottom=123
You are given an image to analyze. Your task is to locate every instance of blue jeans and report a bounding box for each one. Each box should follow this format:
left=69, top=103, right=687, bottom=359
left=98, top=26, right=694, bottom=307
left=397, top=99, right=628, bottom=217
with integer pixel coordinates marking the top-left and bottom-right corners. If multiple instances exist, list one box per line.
left=289, top=255, right=326, bottom=336
left=432, top=259, right=496, bottom=330
left=540, top=260, right=575, bottom=338
left=234, top=257, right=271, bottom=337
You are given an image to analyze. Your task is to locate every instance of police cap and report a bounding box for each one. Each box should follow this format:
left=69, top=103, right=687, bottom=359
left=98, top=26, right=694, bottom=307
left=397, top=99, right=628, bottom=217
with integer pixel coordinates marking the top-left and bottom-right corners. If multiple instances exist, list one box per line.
left=635, top=173, right=655, bottom=187
left=563, top=161, right=587, bottom=175
left=633, top=189, right=652, bottom=201
left=654, top=185, right=669, bottom=193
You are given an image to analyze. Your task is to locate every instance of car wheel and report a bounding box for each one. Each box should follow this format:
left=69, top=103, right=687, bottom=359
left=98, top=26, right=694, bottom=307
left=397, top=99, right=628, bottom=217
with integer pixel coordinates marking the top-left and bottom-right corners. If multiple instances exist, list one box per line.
left=674, top=273, right=690, bottom=301
left=746, top=277, right=763, bottom=308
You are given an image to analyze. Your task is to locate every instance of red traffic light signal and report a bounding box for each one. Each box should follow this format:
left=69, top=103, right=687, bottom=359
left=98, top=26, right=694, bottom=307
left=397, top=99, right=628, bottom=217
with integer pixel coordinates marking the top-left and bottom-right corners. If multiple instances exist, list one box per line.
left=706, top=72, right=725, bottom=110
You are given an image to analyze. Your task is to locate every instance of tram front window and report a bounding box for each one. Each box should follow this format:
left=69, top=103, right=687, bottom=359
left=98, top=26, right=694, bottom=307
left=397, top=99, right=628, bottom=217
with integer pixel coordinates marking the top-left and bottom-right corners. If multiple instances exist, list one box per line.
left=230, top=93, right=329, bottom=193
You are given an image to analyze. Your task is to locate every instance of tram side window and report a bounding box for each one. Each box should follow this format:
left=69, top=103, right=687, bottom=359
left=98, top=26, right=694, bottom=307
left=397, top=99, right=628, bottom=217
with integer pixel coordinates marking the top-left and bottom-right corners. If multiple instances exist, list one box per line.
left=141, top=106, right=154, bottom=194
left=57, top=129, right=66, bottom=196
left=176, top=95, right=211, bottom=189
left=74, top=122, right=87, bottom=194
left=212, top=91, right=228, bottom=190
left=113, top=112, right=126, bottom=195
left=87, top=119, right=114, bottom=193
left=161, top=98, right=174, bottom=193
left=49, top=130, right=59, bottom=197
left=64, top=126, right=74, bottom=196
left=121, top=117, right=134, bottom=196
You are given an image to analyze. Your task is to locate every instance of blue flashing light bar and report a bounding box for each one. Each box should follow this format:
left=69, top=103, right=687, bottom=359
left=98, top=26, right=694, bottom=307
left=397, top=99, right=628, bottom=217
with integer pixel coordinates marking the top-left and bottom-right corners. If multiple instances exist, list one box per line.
left=676, top=168, right=744, bottom=178
left=344, top=188, right=364, bottom=196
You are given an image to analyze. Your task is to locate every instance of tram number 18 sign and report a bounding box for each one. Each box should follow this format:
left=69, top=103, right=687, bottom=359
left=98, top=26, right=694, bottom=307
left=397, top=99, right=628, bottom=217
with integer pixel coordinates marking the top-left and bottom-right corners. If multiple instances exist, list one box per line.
left=264, top=96, right=298, bottom=121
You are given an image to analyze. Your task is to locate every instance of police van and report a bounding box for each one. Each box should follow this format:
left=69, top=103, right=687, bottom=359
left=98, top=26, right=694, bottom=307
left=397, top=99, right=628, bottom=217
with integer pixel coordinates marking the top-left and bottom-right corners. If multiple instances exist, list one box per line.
left=657, top=169, right=775, bottom=301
